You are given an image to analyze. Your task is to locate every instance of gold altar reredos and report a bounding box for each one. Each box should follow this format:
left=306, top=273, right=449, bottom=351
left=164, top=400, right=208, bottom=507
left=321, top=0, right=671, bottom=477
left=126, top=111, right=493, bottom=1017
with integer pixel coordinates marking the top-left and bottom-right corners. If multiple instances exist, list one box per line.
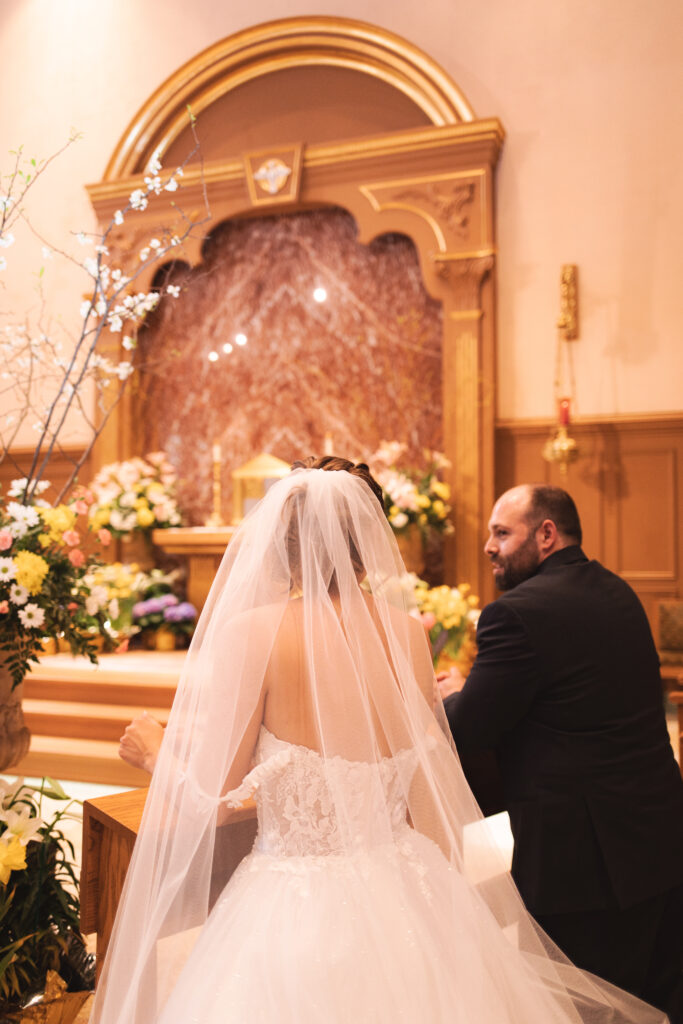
left=87, top=17, right=504, bottom=596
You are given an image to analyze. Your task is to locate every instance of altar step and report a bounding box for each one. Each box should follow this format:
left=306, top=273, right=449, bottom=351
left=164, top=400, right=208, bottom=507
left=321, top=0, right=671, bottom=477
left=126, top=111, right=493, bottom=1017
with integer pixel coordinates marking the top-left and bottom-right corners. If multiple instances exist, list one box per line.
left=13, top=651, right=184, bottom=787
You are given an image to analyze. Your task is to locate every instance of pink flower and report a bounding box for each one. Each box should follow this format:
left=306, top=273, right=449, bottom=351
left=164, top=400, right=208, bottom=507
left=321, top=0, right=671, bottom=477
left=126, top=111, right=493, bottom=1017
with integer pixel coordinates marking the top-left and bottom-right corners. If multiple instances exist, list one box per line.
left=72, top=485, right=94, bottom=504
left=62, top=529, right=81, bottom=547
left=0, top=531, right=12, bottom=551
left=421, top=612, right=437, bottom=631
left=98, top=528, right=112, bottom=546
left=0, top=601, right=8, bottom=614
left=73, top=500, right=89, bottom=515
left=68, top=549, right=85, bottom=568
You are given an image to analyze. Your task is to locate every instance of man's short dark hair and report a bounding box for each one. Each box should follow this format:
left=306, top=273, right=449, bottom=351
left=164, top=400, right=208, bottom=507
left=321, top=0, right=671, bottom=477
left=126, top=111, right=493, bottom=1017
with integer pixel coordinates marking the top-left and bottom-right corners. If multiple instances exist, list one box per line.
left=526, top=485, right=582, bottom=545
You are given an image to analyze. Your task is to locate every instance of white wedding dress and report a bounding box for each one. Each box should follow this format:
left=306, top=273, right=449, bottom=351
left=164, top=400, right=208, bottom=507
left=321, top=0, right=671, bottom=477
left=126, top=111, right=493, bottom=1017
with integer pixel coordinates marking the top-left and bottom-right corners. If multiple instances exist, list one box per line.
left=156, top=726, right=610, bottom=1024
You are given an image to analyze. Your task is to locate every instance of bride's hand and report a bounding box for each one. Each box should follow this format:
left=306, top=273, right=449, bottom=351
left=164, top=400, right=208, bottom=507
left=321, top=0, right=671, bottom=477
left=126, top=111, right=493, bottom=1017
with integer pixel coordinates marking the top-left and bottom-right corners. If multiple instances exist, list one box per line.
left=435, top=666, right=466, bottom=700
left=118, top=711, right=165, bottom=774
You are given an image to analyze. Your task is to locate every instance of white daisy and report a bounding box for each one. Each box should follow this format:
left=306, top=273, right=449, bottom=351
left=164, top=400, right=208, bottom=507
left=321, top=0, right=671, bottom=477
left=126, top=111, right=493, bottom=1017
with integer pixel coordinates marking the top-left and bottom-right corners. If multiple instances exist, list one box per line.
left=18, top=603, right=45, bottom=629
left=0, top=558, right=16, bottom=583
left=9, top=583, right=29, bottom=606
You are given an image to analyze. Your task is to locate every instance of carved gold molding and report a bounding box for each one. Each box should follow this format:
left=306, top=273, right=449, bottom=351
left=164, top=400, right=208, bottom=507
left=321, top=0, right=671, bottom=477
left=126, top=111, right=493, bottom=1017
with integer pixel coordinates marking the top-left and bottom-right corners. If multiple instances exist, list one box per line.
left=104, top=17, right=477, bottom=179
left=359, top=170, right=487, bottom=253
left=243, top=144, right=303, bottom=206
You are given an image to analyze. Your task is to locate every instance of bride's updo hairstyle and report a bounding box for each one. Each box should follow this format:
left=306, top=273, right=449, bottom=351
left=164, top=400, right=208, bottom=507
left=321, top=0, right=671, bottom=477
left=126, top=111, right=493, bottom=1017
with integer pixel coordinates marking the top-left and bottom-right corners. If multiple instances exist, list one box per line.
left=286, top=456, right=386, bottom=591
left=290, top=455, right=384, bottom=510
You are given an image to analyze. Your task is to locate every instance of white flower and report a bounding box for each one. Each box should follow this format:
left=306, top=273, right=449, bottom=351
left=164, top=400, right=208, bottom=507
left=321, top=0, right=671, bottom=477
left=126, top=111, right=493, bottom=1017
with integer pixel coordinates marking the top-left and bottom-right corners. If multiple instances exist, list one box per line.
left=7, top=502, right=40, bottom=530
left=41, top=246, right=53, bottom=260
left=76, top=232, right=89, bottom=246
left=83, top=256, right=99, bottom=277
left=80, top=300, right=92, bottom=318
left=166, top=284, right=180, bottom=298
left=18, top=603, right=45, bottom=629
left=113, top=209, right=124, bottom=225
left=109, top=509, right=137, bottom=532
left=95, top=244, right=109, bottom=256
left=139, top=247, right=150, bottom=262
left=119, top=490, right=137, bottom=508
left=0, top=232, right=15, bottom=249
left=147, top=149, right=162, bottom=175
left=0, top=805, right=43, bottom=845
left=108, top=597, right=120, bottom=621
left=129, top=189, right=148, bottom=211
left=114, top=361, right=134, bottom=381
left=149, top=238, right=161, bottom=250
left=0, top=558, right=17, bottom=583
left=164, top=178, right=179, bottom=192
left=85, top=585, right=108, bottom=616
left=144, top=175, right=162, bottom=194
left=0, top=777, right=30, bottom=807
left=391, top=511, right=409, bottom=529
left=0, top=195, right=14, bottom=212
left=108, top=314, right=123, bottom=333
left=122, top=335, right=136, bottom=351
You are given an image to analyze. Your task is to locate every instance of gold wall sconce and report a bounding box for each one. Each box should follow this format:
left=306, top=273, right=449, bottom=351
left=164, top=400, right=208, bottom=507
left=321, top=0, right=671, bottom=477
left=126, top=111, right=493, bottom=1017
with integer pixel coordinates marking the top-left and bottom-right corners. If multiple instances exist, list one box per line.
left=543, top=265, right=579, bottom=474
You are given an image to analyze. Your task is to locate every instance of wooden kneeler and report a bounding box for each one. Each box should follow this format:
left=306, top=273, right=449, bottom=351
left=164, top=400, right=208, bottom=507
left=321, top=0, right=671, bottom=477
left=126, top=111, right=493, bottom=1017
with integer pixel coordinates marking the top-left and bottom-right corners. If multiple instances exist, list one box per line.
left=81, top=788, right=257, bottom=978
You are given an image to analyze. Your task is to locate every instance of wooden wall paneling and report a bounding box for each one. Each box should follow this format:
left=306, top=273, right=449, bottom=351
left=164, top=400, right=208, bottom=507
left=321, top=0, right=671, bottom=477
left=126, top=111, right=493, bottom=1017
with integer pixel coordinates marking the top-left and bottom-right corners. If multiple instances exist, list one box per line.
left=494, top=416, right=683, bottom=629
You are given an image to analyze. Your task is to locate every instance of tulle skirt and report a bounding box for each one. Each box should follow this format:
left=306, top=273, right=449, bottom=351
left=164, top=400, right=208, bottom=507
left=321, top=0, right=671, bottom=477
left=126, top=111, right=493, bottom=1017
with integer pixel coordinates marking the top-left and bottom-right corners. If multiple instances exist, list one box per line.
left=155, top=829, right=650, bottom=1024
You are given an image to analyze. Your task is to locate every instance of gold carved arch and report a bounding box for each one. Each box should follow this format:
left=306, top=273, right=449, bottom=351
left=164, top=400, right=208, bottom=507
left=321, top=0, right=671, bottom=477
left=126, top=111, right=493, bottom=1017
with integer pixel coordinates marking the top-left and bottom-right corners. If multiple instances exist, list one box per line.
left=87, top=18, right=504, bottom=595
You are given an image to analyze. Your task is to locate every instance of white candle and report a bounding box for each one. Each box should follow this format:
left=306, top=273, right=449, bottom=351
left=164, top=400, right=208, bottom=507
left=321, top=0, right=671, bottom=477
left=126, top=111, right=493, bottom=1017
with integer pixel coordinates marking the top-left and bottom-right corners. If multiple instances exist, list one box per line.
left=323, top=432, right=333, bottom=455
left=212, top=442, right=222, bottom=463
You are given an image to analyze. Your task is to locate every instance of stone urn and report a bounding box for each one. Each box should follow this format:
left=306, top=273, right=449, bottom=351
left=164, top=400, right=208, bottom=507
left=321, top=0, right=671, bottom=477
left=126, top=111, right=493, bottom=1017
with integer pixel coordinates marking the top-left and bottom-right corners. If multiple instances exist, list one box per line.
left=0, top=658, right=31, bottom=773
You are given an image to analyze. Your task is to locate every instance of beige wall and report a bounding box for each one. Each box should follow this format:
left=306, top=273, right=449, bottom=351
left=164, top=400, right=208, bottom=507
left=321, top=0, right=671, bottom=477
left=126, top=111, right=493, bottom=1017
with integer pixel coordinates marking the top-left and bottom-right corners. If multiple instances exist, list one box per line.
left=1, top=0, right=681, bottom=443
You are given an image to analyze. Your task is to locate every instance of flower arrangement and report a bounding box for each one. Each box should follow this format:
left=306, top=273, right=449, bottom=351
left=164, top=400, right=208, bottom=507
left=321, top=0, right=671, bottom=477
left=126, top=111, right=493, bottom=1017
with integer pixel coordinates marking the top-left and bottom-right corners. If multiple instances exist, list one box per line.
left=88, top=452, right=182, bottom=539
left=0, top=481, right=112, bottom=687
left=368, top=442, right=453, bottom=537
left=0, top=776, right=93, bottom=1016
left=76, top=561, right=149, bottom=641
left=133, top=594, right=197, bottom=638
left=414, top=577, right=480, bottom=669
left=132, top=568, right=196, bottom=643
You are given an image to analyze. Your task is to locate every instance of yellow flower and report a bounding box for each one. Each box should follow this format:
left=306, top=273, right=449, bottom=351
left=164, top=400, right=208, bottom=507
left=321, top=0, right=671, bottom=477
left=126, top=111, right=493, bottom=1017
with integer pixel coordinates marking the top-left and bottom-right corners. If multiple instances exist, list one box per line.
left=90, top=508, right=111, bottom=530
left=432, top=500, right=446, bottom=518
left=431, top=480, right=450, bottom=501
left=0, top=835, right=27, bottom=885
left=38, top=533, right=51, bottom=548
left=40, top=505, right=76, bottom=542
left=146, top=482, right=165, bottom=500
left=14, top=551, right=50, bottom=595
left=418, top=513, right=428, bottom=525
left=416, top=494, right=431, bottom=509
left=136, top=507, right=155, bottom=528
left=133, top=497, right=149, bottom=510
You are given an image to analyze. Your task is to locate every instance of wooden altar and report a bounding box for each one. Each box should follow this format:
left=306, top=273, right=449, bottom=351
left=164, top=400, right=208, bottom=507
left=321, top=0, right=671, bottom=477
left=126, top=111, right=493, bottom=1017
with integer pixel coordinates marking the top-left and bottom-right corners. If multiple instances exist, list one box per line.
left=153, top=526, right=235, bottom=613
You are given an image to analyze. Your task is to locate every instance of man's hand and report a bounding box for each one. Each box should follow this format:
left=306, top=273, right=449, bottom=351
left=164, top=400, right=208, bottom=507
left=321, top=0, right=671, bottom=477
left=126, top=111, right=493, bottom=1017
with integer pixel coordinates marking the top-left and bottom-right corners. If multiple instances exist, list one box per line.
left=118, top=711, right=164, bottom=774
left=436, top=666, right=466, bottom=700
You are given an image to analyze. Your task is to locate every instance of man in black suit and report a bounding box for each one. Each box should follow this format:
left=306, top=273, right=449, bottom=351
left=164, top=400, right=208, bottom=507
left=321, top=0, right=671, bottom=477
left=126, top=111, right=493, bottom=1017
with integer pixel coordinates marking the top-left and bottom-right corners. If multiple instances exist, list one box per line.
left=442, top=484, right=683, bottom=1021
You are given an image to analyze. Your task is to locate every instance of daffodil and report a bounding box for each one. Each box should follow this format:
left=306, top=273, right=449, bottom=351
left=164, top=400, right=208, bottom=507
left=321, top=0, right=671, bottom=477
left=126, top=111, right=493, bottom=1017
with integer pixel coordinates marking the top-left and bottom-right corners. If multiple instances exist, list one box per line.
left=0, top=835, right=27, bottom=884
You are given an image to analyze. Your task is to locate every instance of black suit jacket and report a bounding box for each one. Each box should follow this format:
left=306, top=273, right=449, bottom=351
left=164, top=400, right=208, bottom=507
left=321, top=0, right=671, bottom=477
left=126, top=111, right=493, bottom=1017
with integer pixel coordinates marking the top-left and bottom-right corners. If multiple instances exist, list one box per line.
left=445, top=546, right=683, bottom=915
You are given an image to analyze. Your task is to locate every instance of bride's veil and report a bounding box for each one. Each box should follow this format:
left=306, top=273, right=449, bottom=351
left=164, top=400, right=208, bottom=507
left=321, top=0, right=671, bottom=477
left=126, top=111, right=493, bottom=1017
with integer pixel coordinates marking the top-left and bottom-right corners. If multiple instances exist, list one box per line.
left=91, top=464, right=665, bottom=1023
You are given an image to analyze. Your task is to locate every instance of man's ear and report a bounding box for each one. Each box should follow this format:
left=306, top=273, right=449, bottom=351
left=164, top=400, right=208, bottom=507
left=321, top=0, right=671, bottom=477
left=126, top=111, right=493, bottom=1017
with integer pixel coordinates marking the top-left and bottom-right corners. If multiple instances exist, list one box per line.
left=536, top=518, right=558, bottom=554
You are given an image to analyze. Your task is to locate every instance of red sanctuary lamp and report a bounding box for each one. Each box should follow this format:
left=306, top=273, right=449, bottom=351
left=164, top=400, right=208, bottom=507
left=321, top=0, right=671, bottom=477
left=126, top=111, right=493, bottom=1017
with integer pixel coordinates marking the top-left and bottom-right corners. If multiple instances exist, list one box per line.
left=543, top=265, right=580, bottom=475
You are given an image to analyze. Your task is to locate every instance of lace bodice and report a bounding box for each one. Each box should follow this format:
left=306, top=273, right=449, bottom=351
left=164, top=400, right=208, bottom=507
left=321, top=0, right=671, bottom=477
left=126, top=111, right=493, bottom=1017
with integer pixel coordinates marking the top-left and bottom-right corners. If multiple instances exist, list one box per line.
left=225, top=727, right=419, bottom=858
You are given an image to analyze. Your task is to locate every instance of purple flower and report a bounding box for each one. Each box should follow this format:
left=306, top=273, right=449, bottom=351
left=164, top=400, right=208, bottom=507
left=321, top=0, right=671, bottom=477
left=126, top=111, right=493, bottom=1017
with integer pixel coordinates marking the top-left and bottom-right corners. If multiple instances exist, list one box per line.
left=164, top=602, right=197, bottom=623
left=158, top=593, right=179, bottom=608
left=142, top=597, right=166, bottom=614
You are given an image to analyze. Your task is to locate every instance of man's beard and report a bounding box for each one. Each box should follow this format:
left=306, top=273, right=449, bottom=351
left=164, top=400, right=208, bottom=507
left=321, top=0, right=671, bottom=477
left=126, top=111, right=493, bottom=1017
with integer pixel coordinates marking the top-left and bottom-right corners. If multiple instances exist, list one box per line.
left=491, top=534, right=541, bottom=591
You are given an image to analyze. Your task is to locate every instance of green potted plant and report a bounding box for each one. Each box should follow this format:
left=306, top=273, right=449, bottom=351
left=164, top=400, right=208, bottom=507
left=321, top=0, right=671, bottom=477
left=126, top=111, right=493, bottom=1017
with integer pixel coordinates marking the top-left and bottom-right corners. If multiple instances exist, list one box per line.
left=0, top=776, right=94, bottom=1021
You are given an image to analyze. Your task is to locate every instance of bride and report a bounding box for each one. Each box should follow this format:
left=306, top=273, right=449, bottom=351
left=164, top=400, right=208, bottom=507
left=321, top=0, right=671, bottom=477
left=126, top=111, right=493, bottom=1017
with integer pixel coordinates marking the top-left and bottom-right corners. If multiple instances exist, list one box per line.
left=92, top=457, right=666, bottom=1023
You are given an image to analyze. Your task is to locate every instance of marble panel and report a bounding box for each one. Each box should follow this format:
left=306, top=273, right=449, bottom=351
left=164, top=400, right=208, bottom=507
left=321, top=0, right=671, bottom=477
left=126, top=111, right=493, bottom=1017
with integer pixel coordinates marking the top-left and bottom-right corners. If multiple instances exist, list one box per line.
left=137, top=208, right=442, bottom=524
